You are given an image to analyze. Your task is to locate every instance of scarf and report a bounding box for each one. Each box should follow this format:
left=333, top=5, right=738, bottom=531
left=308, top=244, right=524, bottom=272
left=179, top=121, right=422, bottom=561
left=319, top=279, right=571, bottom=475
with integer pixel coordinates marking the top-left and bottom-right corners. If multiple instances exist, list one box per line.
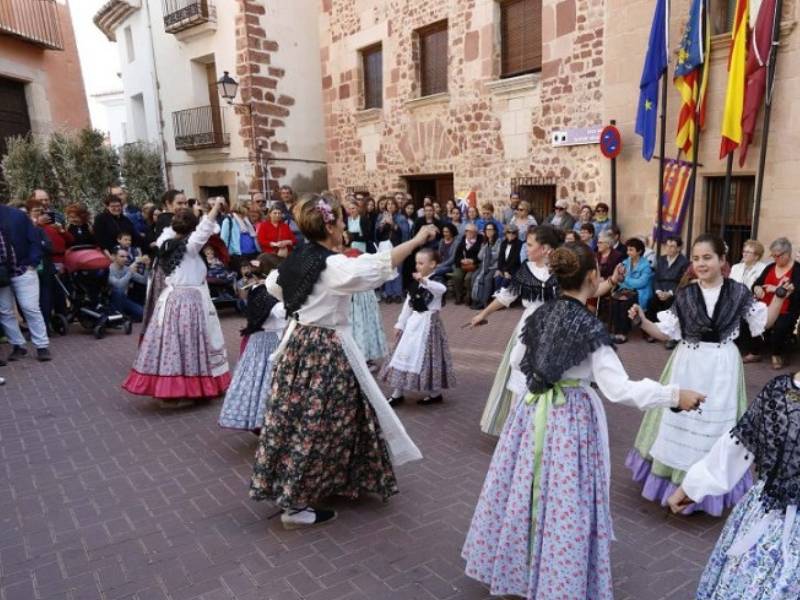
left=672, top=279, right=754, bottom=344
left=158, top=237, right=188, bottom=277
left=731, top=374, right=800, bottom=513
left=232, top=213, right=257, bottom=237
left=508, top=263, right=560, bottom=304
left=277, top=241, right=334, bottom=317
left=240, top=284, right=279, bottom=337
left=408, top=279, right=434, bottom=313
left=520, top=296, right=614, bottom=394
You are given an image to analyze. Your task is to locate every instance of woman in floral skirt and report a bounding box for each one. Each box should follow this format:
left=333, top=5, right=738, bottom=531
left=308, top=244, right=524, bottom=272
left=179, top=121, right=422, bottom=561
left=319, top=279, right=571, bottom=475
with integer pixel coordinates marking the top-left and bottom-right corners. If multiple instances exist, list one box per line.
left=123, top=199, right=230, bottom=404
left=250, top=194, right=438, bottom=529
left=462, top=242, right=705, bottom=599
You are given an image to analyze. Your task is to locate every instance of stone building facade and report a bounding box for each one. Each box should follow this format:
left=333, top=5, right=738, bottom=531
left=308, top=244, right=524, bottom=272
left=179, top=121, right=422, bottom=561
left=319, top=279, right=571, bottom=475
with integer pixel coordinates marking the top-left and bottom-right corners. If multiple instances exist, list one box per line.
left=321, top=0, right=800, bottom=253
left=95, top=0, right=326, bottom=204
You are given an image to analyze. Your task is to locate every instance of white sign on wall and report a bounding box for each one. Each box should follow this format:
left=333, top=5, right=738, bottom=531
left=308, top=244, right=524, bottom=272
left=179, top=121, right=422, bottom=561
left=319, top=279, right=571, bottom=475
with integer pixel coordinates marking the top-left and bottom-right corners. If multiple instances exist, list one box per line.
left=551, top=125, right=604, bottom=147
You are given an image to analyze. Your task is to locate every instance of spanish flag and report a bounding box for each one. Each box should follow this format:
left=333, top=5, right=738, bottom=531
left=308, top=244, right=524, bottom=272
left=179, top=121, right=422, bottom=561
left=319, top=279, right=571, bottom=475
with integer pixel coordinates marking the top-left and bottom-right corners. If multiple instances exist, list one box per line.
left=674, top=0, right=710, bottom=161
left=719, top=0, right=750, bottom=159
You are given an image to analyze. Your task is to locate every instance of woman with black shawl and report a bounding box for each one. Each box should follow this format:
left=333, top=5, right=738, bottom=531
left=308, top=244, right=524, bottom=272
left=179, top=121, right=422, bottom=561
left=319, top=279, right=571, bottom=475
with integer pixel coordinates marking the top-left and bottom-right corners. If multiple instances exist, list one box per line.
left=122, top=199, right=230, bottom=404
left=249, top=193, right=438, bottom=529
left=462, top=242, right=704, bottom=600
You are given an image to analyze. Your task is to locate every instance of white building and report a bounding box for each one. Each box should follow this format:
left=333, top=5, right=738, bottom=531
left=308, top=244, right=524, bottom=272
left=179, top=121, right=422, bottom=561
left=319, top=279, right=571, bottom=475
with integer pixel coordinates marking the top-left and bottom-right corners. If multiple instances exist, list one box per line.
left=94, top=0, right=326, bottom=203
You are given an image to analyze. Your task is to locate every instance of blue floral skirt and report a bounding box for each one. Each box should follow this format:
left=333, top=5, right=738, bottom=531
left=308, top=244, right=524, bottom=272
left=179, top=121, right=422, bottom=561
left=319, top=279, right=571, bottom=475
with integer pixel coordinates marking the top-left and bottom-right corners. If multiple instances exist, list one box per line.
left=350, top=290, right=388, bottom=361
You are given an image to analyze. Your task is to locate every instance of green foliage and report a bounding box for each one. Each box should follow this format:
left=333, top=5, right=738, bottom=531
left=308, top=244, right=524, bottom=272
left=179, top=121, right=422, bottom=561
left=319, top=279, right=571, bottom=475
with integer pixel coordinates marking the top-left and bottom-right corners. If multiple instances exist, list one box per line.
left=0, top=135, right=58, bottom=202
left=1, top=128, right=164, bottom=211
left=120, top=142, right=165, bottom=207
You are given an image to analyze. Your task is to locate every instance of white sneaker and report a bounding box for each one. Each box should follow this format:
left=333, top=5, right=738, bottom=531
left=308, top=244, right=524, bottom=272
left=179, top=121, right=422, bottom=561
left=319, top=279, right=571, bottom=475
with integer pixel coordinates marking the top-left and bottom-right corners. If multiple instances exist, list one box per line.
left=0, top=377, right=5, bottom=386
left=280, top=507, right=337, bottom=530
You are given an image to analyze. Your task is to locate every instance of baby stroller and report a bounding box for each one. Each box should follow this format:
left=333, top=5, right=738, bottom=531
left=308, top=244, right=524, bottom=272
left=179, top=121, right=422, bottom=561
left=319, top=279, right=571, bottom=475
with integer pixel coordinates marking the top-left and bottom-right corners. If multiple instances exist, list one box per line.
left=203, top=236, right=241, bottom=313
left=53, top=246, right=132, bottom=339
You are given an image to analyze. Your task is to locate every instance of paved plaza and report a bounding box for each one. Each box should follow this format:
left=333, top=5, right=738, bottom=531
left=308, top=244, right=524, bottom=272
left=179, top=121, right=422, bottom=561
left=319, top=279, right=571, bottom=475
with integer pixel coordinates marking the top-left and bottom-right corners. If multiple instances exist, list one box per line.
left=0, top=302, right=780, bottom=600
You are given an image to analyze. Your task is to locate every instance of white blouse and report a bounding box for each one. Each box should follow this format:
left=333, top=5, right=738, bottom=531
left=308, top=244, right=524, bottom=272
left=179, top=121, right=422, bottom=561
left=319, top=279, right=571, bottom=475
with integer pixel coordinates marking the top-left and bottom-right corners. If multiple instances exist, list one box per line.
left=156, top=217, right=220, bottom=287
left=656, top=283, right=768, bottom=343
left=682, top=432, right=753, bottom=502
left=730, top=260, right=768, bottom=290
left=263, top=301, right=287, bottom=333
left=395, top=277, right=446, bottom=331
left=509, top=340, right=679, bottom=410
left=494, top=262, right=551, bottom=309
left=266, top=250, right=396, bottom=328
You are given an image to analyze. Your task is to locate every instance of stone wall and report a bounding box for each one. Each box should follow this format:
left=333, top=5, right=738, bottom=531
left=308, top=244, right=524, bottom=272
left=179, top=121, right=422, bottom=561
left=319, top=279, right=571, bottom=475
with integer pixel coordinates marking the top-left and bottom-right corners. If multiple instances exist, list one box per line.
left=320, top=0, right=607, bottom=212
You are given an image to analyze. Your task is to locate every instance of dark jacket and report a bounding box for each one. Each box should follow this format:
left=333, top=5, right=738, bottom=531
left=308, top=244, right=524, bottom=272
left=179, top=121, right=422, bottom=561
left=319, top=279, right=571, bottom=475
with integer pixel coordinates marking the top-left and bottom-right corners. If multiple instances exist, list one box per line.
left=454, top=235, right=483, bottom=265
left=93, top=211, right=139, bottom=253
left=653, top=253, right=689, bottom=294
left=597, top=248, right=624, bottom=279
left=497, top=238, right=524, bottom=275
left=754, top=261, right=800, bottom=317
left=346, top=215, right=376, bottom=253
left=0, top=204, right=43, bottom=269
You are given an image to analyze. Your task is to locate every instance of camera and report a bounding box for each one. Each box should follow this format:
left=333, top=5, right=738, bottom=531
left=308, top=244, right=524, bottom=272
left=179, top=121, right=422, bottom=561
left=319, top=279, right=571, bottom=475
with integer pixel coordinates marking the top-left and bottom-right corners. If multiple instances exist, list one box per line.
left=775, top=285, right=788, bottom=299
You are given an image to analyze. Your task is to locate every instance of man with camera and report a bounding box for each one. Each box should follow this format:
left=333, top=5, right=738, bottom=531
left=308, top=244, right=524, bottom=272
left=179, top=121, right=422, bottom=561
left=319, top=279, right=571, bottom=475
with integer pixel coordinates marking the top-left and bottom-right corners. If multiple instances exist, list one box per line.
left=0, top=202, right=51, bottom=364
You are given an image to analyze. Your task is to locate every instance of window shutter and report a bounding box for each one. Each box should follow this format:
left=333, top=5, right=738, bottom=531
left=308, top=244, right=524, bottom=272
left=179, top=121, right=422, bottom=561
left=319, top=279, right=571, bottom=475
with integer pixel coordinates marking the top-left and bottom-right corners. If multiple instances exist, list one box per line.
left=362, top=44, right=383, bottom=109
left=501, top=0, right=542, bottom=78
left=420, top=21, right=448, bottom=96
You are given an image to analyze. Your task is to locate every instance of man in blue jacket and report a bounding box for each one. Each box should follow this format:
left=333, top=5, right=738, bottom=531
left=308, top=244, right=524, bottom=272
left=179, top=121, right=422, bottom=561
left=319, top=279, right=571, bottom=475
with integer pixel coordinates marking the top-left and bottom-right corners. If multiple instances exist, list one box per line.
left=0, top=203, right=51, bottom=362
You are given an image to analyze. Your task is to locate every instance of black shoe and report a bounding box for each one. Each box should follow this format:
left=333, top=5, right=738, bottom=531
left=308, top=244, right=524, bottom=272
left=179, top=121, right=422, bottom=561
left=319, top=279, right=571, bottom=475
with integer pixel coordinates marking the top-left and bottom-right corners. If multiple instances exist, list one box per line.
left=665, top=339, right=678, bottom=350
left=388, top=395, right=405, bottom=407
left=280, top=507, right=337, bottom=530
left=7, top=345, right=27, bottom=361
left=417, top=395, right=443, bottom=405
left=36, top=348, right=52, bottom=362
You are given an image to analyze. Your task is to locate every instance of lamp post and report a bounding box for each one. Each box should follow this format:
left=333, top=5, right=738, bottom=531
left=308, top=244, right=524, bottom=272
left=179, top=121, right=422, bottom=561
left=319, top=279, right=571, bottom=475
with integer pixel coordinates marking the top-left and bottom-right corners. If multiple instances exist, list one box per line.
left=215, top=71, right=268, bottom=202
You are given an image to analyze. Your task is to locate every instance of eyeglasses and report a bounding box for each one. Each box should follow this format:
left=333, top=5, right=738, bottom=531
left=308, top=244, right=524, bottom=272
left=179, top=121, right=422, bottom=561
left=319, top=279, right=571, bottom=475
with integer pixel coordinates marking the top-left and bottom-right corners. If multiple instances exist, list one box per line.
left=595, top=208, right=607, bottom=213
left=555, top=206, right=564, bottom=211
left=515, top=208, right=526, bottom=212
left=771, top=252, right=788, bottom=260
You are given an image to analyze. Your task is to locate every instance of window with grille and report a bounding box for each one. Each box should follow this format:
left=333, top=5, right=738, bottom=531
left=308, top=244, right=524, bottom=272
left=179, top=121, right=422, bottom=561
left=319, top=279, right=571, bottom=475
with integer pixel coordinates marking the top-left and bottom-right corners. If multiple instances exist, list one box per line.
left=418, top=21, right=448, bottom=97
left=705, top=175, right=754, bottom=263
left=709, top=0, right=737, bottom=35
left=500, top=0, right=542, bottom=77
left=361, top=44, right=383, bottom=109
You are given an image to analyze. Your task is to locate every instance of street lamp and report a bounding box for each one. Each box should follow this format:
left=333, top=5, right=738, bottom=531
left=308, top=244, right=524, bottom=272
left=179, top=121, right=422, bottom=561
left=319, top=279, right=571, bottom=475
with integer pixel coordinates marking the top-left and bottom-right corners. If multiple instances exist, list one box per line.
left=215, top=71, right=268, bottom=201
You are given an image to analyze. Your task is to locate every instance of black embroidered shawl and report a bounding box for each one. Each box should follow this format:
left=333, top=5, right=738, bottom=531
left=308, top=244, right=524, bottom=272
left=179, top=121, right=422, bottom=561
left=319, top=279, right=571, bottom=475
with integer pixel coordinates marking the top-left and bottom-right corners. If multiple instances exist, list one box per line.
left=508, top=262, right=560, bottom=304
left=158, top=238, right=188, bottom=277
left=520, top=296, right=614, bottom=394
left=277, top=241, right=334, bottom=317
left=240, top=284, right=280, bottom=337
left=731, top=374, right=800, bottom=513
left=672, top=279, right=754, bottom=343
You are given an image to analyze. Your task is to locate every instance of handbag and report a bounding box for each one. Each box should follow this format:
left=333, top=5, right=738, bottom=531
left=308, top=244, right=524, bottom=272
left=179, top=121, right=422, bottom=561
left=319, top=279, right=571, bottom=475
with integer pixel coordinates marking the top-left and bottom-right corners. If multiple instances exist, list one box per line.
left=460, top=259, right=477, bottom=273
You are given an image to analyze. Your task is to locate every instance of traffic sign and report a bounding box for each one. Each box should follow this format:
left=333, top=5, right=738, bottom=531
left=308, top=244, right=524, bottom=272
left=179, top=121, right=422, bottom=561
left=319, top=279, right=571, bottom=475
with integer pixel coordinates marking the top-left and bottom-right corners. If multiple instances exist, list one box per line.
left=600, top=125, right=622, bottom=159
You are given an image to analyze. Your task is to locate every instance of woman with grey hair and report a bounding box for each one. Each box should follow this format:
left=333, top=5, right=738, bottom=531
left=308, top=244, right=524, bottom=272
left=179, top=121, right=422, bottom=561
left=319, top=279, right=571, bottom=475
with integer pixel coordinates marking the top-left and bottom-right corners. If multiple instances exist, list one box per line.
left=753, top=237, right=800, bottom=369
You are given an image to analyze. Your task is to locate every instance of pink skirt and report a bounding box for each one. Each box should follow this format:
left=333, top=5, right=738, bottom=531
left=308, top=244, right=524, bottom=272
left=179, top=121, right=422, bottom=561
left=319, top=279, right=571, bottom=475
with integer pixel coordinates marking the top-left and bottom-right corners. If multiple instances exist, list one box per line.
left=123, top=286, right=230, bottom=399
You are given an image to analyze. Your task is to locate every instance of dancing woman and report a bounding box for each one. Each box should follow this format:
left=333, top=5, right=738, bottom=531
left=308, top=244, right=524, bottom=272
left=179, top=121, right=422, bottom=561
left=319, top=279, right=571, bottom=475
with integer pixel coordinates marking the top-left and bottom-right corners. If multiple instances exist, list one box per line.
left=123, top=198, right=230, bottom=403
left=468, top=225, right=561, bottom=436
left=250, top=194, right=438, bottom=529
left=626, top=234, right=788, bottom=515
left=667, top=368, right=800, bottom=599
left=462, top=242, right=704, bottom=600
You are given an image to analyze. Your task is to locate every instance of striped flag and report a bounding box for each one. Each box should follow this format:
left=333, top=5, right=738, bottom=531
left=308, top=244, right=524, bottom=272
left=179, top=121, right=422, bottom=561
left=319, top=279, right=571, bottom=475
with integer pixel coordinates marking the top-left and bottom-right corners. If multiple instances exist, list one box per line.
left=674, top=0, right=711, bottom=160
left=720, top=0, right=750, bottom=158
left=653, top=159, right=693, bottom=241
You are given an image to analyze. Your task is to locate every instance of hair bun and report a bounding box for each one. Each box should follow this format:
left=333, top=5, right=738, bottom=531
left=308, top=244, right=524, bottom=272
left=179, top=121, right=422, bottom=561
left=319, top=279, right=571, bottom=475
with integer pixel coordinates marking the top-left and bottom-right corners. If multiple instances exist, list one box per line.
left=549, top=246, right=580, bottom=279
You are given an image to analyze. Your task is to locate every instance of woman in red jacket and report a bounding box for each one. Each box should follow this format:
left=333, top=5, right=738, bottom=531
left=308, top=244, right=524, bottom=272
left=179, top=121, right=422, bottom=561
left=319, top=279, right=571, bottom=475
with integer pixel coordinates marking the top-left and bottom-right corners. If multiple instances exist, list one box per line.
left=257, top=206, right=296, bottom=258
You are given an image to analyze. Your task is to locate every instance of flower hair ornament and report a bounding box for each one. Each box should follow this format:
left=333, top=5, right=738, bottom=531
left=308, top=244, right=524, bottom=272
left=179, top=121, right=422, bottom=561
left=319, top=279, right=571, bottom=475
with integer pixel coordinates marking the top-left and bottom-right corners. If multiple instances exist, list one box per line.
left=315, top=198, right=336, bottom=224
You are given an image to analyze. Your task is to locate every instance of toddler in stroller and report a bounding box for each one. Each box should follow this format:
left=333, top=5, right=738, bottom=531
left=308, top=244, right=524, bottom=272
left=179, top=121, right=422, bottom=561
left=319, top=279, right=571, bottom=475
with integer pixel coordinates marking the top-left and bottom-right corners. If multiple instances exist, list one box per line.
left=203, top=245, right=239, bottom=311
left=55, top=246, right=133, bottom=338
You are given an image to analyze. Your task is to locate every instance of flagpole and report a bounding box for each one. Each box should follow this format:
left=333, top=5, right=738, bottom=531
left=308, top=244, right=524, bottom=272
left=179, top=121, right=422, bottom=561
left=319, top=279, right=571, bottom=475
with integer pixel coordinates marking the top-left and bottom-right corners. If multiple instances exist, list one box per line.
left=720, top=153, right=734, bottom=240
left=751, top=0, right=784, bottom=239
left=686, top=0, right=708, bottom=255
left=656, top=32, right=669, bottom=258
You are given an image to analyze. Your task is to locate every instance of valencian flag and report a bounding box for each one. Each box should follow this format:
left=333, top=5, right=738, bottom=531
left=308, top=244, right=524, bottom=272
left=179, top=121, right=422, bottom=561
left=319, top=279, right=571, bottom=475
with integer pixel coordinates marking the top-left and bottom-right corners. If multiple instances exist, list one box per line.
left=635, top=0, right=669, bottom=161
left=739, top=0, right=777, bottom=166
left=719, top=0, right=750, bottom=158
left=653, top=159, right=694, bottom=241
left=674, top=0, right=711, bottom=160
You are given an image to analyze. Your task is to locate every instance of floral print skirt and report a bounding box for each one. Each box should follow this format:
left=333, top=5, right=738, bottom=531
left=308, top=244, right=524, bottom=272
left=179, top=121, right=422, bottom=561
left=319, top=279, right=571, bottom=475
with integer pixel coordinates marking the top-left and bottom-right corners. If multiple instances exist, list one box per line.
left=462, top=386, right=613, bottom=600
left=249, top=324, right=398, bottom=509
left=380, top=313, right=456, bottom=393
left=697, top=480, right=800, bottom=599
left=218, top=330, right=280, bottom=431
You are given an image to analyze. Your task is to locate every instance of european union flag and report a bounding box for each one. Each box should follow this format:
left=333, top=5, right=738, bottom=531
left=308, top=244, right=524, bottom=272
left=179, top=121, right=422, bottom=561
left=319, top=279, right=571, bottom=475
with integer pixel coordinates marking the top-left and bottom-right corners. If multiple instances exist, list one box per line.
left=635, top=0, right=669, bottom=161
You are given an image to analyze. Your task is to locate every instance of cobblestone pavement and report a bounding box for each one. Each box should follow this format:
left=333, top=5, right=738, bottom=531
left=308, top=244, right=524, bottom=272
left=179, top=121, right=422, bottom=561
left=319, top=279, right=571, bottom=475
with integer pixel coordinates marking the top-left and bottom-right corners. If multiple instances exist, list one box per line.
left=0, top=302, right=782, bottom=600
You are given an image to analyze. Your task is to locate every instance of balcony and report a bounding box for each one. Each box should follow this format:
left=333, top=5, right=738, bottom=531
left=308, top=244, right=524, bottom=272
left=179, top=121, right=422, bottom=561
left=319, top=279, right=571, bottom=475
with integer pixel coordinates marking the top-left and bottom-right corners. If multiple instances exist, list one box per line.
left=162, top=0, right=215, bottom=35
left=172, top=105, right=229, bottom=151
left=0, top=0, right=64, bottom=50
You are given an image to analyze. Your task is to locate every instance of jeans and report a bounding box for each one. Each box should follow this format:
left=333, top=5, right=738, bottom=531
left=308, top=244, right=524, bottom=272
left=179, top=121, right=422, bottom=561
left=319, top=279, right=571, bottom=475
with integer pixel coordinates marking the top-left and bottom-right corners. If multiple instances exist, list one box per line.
left=110, top=289, right=143, bottom=322
left=0, top=270, right=50, bottom=349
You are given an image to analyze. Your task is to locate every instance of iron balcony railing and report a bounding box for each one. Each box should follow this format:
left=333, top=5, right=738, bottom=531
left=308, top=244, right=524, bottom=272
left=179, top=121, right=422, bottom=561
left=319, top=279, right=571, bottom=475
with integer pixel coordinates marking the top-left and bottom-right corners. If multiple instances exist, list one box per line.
left=162, top=0, right=215, bottom=34
left=172, top=105, right=229, bottom=151
left=0, top=0, right=63, bottom=50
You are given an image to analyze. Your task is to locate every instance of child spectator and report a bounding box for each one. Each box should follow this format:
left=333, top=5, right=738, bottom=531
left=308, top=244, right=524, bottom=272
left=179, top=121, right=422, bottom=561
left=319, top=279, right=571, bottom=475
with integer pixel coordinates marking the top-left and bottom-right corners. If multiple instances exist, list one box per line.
left=108, top=247, right=148, bottom=322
